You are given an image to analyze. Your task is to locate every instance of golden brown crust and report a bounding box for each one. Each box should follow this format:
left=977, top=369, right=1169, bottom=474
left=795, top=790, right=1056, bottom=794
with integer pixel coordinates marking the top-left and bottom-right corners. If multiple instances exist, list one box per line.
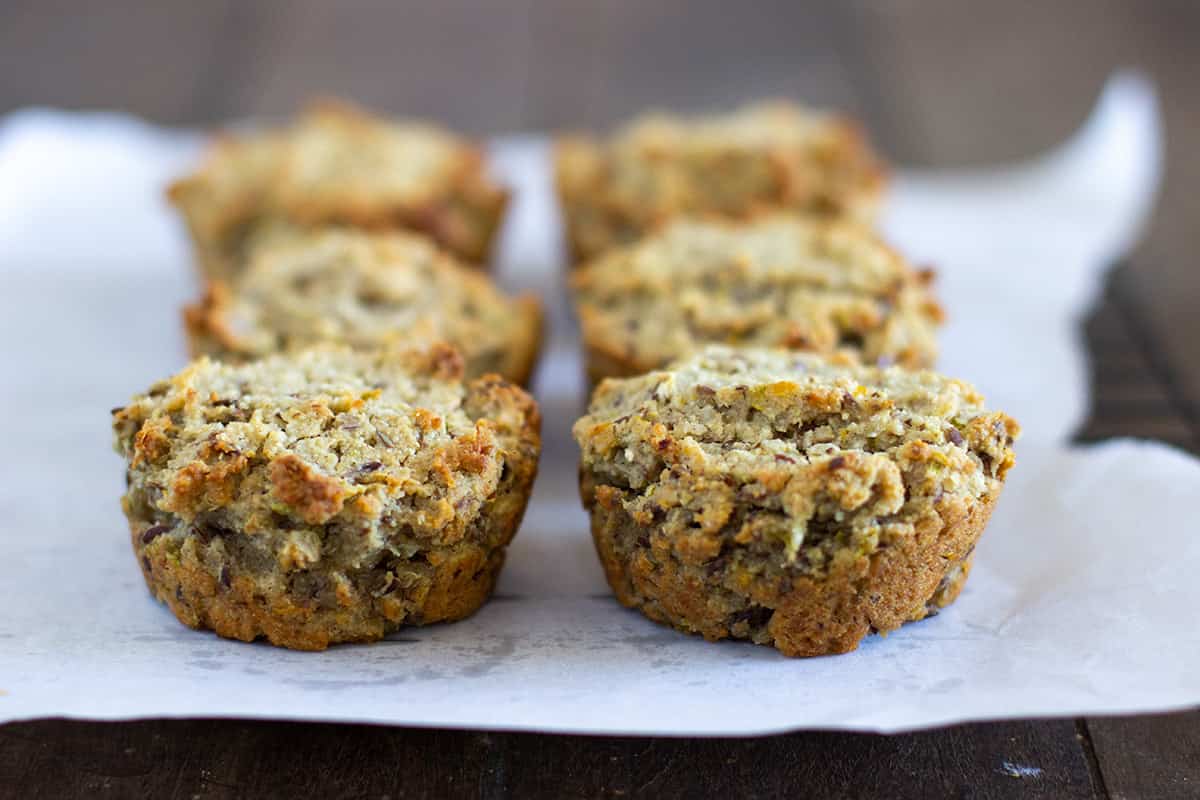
left=167, top=99, right=508, bottom=280
left=556, top=101, right=887, bottom=263
left=584, top=475, right=997, bottom=657
left=572, top=215, right=943, bottom=383
left=572, top=346, right=1017, bottom=657
left=181, top=229, right=543, bottom=386
left=506, top=295, right=545, bottom=388
left=114, top=348, right=541, bottom=650
left=268, top=453, right=348, bottom=526
left=130, top=506, right=514, bottom=651
left=275, top=143, right=507, bottom=263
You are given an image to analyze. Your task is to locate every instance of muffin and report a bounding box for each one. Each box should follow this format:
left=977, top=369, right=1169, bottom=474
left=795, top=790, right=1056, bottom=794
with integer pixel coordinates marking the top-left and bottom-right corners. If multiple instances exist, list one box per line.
left=556, top=100, right=886, bottom=262
left=183, top=228, right=543, bottom=386
left=571, top=215, right=942, bottom=384
left=573, top=346, right=1018, bottom=657
left=168, top=100, right=508, bottom=280
left=112, top=345, right=541, bottom=650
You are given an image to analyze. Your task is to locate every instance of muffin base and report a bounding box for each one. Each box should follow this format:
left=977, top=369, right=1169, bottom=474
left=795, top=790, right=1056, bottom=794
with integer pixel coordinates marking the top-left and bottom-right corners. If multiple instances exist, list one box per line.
left=133, top=525, right=508, bottom=650
left=129, top=398, right=538, bottom=651
left=584, top=472, right=999, bottom=658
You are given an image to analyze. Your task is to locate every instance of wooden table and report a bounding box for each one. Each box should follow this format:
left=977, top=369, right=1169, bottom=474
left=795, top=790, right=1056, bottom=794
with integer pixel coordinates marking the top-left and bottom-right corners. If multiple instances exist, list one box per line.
left=2, top=2, right=1197, bottom=797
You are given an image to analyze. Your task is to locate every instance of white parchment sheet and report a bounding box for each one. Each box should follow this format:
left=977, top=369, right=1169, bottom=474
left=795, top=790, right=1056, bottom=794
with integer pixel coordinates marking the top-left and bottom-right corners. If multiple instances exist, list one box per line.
left=2, top=74, right=1197, bottom=735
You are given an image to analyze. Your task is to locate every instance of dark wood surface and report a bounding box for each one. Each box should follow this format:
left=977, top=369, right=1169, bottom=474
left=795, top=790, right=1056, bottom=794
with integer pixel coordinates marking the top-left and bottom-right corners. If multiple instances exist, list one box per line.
left=1, top=2, right=1197, bottom=797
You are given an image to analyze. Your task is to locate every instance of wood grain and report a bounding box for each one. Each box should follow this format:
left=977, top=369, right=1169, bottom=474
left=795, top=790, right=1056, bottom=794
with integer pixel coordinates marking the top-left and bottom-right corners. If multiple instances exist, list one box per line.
left=1086, top=713, right=1200, bottom=800
left=522, top=0, right=864, bottom=132
left=209, top=0, right=535, bottom=133
left=1117, top=3, right=1200, bottom=419
left=850, top=0, right=1200, bottom=435
left=0, top=1, right=236, bottom=122
left=0, top=717, right=1101, bottom=800
left=0, top=1, right=1196, bottom=797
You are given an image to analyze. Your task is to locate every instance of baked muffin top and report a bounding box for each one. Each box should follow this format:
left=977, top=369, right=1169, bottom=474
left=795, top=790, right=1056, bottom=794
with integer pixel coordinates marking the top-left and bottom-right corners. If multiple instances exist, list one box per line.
left=271, top=102, right=470, bottom=220
left=572, top=215, right=943, bottom=376
left=556, top=101, right=885, bottom=241
left=574, top=346, right=1017, bottom=573
left=113, top=345, right=540, bottom=548
left=168, top=101, right=500, bottom=244
left=184, top=228, right=542, bottom=384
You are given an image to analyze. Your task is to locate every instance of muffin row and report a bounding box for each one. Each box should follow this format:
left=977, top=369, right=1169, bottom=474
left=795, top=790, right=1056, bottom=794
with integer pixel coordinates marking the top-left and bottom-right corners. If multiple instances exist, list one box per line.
left=556, top=103, right=1012, bottom=655
left=167, top=98, right=941, bottom=387
left=111, top=99, right=1017, bottom=657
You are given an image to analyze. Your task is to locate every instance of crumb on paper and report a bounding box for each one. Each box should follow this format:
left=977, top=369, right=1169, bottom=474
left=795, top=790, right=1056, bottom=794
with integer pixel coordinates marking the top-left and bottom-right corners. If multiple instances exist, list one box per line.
left=999, top=761, right=1043, bottom=779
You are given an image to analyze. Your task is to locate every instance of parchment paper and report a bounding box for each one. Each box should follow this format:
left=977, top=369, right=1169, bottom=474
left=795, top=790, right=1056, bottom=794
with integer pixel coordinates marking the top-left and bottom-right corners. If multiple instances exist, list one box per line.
left=2, top=74, right=1196, bottom=735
